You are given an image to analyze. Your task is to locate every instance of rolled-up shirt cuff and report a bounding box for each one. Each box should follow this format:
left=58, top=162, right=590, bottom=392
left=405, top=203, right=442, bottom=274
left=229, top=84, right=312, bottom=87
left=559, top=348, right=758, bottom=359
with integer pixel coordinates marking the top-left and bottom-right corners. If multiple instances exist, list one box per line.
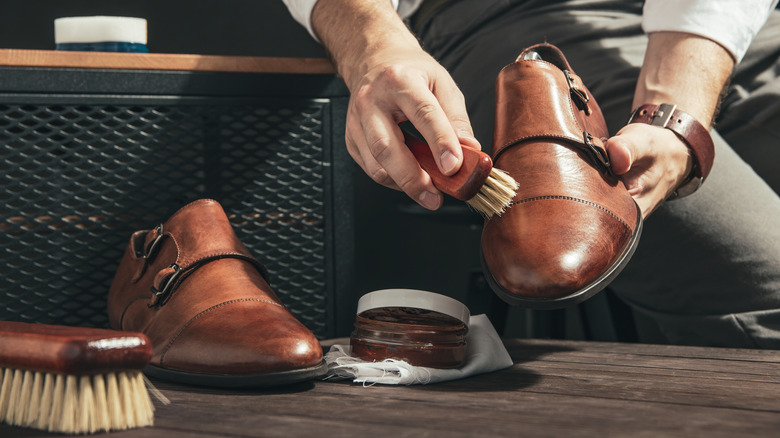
left=282, top=0, right=408, bottom=42
left=282, top=0, right=323, bottom=41
left=642, top=0, right=778, bottom=62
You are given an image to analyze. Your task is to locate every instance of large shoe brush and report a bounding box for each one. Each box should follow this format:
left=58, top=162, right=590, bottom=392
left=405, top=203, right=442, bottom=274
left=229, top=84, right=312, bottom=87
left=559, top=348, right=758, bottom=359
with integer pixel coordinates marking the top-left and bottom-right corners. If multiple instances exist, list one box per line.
left=402, top=127, right=518, bottom=217
left=0, top=321, right=155, bottom=434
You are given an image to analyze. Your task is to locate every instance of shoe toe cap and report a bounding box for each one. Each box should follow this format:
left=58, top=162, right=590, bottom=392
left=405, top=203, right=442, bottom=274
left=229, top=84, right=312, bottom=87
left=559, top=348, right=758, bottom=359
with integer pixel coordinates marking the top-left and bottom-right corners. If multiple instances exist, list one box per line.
left=158, top=299, right=323, bottom=375
left=482, top=197, right=635, bottom=301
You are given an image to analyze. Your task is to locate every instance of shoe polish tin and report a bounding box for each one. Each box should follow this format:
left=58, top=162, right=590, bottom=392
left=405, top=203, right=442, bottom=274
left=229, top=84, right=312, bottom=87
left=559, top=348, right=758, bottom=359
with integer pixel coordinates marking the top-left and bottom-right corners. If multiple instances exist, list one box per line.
left=350, top=289, right=470, bottom=369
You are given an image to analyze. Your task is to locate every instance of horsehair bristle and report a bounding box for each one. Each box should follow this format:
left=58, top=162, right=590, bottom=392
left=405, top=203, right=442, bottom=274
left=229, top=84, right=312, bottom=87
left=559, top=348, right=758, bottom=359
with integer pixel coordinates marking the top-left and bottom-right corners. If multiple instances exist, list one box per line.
left=466, top=167, right=519, bottom=217
left=0, top=367, right=154, bottom=434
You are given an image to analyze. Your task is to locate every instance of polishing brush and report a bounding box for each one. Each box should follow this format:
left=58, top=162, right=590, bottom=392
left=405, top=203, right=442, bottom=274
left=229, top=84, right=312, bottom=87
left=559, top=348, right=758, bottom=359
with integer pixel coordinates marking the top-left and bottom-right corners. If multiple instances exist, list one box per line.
left=403, top=128, right=518, bottom=217
left=0, top=321, right=156, bottom=434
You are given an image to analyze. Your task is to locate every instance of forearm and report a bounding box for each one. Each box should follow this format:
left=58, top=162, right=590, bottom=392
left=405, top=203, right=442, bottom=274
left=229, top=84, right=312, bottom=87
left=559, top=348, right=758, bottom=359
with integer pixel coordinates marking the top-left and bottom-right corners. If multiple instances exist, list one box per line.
left=311, top=0, right=421, bottom=91
left=607, top=32, right=736, bottom=215
left=634, top=31, right=735, bottom=127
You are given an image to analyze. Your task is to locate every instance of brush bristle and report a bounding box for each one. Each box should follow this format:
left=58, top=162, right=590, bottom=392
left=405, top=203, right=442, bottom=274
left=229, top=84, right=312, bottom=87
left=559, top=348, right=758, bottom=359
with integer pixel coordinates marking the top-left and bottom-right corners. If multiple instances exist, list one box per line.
left=0, top=367, right=154, bottom=434
left=466, top=167, right=519, bottom=217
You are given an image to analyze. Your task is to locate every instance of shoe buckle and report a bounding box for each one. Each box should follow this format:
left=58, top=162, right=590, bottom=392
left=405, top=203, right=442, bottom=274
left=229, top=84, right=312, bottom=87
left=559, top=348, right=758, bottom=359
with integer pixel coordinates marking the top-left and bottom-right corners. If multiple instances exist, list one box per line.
left=583, top=131, right=610, bottom=171
left=565, top=70, right=591, bottom=115
left=150, top=263, right=182, bottom=305
left=143, top=223, right=164, bottom=261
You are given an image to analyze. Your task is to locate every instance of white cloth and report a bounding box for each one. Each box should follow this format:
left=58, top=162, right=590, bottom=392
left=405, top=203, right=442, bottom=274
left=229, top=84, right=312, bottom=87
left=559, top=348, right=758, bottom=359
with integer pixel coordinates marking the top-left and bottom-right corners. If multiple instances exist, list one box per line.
left=282, top=0, right=776, bottom=62
left=323, top=314, right=513, bottom=385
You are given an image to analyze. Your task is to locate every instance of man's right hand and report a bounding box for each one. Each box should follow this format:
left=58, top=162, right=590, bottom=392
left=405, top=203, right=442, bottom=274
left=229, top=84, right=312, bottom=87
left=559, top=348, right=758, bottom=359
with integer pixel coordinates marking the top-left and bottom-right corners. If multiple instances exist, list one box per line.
left=312, top=0, right=480, bottom=210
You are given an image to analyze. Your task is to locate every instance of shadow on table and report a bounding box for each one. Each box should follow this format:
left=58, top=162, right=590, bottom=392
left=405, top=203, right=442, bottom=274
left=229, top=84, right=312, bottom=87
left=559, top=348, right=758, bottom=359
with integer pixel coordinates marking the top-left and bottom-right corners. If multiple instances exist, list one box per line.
left=145, top=340, right=577, bottom=395
left=407, top=341, right=576, bottom=393
left=148, top=378, right=316, bottom=396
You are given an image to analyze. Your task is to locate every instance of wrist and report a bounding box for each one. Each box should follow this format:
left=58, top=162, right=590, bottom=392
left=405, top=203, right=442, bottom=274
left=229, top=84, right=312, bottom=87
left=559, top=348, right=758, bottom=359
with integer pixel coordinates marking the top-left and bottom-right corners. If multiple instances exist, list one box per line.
left=627, top=103, right=714, bottom=198
left=634, top=32, right=734, bottom=128
left=311, top=0, right=421, bottom=91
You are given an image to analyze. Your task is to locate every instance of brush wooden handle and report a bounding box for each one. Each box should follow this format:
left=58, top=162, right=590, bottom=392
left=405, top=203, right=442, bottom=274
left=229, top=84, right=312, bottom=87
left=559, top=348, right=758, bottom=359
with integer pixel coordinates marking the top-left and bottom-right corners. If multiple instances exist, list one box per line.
left=0, top=321, right=152, bottom=375
left=402, top=130, right=493, bottom=201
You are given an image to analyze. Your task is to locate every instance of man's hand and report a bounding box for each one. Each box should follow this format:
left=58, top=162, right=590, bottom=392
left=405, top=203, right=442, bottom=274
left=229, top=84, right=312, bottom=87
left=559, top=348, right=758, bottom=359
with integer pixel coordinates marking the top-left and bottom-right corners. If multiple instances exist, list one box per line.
left=312, top=0, right=479, bottom=210
left=605, top=124, right=693, bottom=217
left=345, top=48, right=480, bottom=209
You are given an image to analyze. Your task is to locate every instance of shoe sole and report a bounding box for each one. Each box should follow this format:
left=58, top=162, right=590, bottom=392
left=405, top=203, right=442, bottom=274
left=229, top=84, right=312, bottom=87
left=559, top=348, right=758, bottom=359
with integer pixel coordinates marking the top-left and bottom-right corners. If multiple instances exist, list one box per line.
left=482, top=203, right=643, bottom=310
left=144, top=360, right=328, bottom=388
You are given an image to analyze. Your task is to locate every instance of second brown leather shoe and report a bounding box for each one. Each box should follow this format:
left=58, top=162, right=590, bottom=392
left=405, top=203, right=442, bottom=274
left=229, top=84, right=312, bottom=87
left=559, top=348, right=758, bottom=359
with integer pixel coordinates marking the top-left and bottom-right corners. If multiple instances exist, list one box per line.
left=481, top=44, right=642, bottom=309
left=108, top=199, right=326, bottom=387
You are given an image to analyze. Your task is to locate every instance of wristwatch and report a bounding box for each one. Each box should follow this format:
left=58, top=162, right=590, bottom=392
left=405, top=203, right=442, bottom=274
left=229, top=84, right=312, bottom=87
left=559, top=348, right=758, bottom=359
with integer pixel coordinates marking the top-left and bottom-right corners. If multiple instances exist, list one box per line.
left=627, top=103, right=714, bottom=199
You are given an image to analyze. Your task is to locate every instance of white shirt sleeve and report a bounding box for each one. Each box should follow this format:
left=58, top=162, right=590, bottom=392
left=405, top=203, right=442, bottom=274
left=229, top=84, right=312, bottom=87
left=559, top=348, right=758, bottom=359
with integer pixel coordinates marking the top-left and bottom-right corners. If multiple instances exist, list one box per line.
left=282, top=0, right=422, bottom=42
left=643, top=0, right=778, bottom=62
left=284, top=0, right=777, bottom=61
left=282, top=0, right=320, bottom=40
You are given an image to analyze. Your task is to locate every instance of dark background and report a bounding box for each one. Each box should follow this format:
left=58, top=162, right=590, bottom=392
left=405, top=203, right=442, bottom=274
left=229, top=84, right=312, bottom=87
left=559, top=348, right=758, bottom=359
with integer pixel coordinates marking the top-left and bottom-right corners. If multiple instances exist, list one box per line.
left=0, top=1, right=510, bottom=334
left=0, top=0, right=325, bottom=57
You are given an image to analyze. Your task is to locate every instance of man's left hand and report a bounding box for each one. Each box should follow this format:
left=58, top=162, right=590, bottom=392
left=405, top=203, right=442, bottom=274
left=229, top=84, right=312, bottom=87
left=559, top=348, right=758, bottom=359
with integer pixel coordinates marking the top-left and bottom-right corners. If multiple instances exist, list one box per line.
left=605, top=123, right=693, bottom=217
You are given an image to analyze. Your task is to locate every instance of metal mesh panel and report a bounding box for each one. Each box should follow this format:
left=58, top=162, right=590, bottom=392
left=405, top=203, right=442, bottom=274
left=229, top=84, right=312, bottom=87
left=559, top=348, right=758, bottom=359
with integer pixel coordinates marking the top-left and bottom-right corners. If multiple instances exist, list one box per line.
left=0, top=99, right=332, bottom=337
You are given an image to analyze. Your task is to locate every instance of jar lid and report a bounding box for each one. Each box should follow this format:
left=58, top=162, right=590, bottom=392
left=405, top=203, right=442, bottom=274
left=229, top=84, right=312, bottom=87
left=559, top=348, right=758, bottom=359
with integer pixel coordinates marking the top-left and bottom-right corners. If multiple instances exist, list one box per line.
left=55, top=16, right=148, bottom=45
left=356, top=289, right=470, bottom=326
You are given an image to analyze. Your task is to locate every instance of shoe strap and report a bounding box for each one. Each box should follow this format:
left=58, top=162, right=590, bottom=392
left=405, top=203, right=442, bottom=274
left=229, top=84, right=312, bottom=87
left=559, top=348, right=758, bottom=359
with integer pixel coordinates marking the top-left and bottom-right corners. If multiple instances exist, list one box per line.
left=494, top=43, right=611, bottom=172
left=148, top=252, right=269, bottom=307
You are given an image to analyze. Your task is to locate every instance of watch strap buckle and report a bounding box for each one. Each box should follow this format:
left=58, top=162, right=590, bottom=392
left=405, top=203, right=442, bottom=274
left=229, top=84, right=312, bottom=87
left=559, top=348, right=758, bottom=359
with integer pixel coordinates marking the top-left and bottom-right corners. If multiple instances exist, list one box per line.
left=649, top=103, right=677, bottom=128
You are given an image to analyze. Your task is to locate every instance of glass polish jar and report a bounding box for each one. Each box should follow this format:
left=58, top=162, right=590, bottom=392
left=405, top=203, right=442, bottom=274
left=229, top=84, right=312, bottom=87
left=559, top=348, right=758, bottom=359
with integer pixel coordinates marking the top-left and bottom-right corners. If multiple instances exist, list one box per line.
left=350, top=289, right=470, bottom=369
left=54, top=16, right=149, bottom=53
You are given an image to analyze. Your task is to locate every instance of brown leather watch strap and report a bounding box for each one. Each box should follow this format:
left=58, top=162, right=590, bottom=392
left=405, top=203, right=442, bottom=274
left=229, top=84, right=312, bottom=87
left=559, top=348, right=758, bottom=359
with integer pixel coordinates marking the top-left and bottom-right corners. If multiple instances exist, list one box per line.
left=628, top=103, right=714, bottom=198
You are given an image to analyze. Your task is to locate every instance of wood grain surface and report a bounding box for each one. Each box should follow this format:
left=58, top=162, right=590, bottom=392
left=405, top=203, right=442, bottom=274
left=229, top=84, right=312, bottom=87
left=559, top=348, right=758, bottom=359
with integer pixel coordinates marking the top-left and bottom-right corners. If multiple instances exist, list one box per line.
left=0, top=49, right=336, bottom=74
left=2, top=338, right=779, bottom=437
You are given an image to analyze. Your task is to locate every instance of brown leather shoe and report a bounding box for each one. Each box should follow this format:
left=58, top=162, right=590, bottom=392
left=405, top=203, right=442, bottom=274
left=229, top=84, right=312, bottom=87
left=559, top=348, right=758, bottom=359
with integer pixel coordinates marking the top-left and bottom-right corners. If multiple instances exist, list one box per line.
left=481, top=44, right=642, bottom=309
left=108, top=199, right=326, bottom=387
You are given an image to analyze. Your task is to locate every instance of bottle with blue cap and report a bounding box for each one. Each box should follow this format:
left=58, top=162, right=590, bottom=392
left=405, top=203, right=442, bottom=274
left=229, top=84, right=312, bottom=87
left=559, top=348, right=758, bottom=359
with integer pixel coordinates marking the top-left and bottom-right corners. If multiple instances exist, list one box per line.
left=54, top=16, right=148, bottom=53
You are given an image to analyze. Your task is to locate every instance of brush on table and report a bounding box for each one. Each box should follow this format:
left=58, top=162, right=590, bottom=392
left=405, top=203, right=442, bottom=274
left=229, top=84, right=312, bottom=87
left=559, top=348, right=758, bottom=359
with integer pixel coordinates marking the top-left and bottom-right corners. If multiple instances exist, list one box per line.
left=0, top=321, right=155, bottom=434
left=402, top=127, right=518, bottom=217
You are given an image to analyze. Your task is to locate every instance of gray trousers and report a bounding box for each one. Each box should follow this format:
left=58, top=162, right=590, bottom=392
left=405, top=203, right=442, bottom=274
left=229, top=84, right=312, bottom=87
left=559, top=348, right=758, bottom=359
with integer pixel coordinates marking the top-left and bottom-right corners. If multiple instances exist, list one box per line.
left=414, top=0, right=780, bottom=348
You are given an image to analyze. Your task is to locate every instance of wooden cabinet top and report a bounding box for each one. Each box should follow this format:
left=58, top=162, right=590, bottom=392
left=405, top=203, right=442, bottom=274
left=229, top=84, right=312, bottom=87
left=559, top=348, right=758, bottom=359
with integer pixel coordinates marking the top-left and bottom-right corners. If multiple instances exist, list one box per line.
left=0, top=49, right=336, bottom=74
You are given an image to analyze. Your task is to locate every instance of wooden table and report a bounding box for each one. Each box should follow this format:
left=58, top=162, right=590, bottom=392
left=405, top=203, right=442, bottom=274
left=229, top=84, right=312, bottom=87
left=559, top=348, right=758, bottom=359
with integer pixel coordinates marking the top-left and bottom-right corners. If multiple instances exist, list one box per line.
left=3, top=339, right=779, bottom=437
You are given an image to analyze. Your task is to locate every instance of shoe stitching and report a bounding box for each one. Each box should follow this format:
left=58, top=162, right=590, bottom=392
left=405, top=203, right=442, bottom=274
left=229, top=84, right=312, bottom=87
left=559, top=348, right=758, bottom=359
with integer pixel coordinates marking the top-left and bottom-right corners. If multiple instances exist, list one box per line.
left=159, top=298, right=284, bottom=367
left=167, top=232, right=183, bottom=265
left=495, top=133, right=609, bottom=170
left=152, top=253, right=269, bottom=308
left=510, top=195, right=631, bottom=230
left=495, top=133, right=581, bottom=159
